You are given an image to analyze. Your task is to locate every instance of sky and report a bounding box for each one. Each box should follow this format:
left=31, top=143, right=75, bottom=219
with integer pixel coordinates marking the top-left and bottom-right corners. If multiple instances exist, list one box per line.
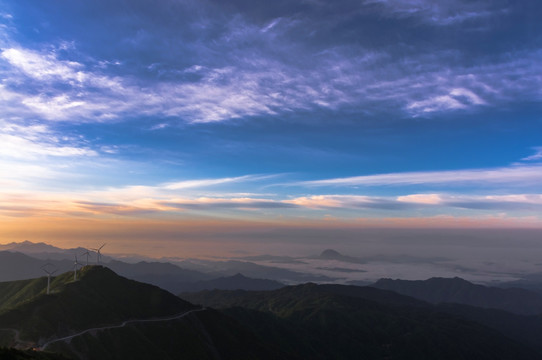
left=0, top=0, right=542, bottom=259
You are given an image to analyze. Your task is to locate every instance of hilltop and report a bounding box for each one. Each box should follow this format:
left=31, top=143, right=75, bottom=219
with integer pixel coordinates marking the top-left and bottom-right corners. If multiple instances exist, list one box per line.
left=0, top=266, right=286, bottom=359
left=0, top=266, right=195, bottom=341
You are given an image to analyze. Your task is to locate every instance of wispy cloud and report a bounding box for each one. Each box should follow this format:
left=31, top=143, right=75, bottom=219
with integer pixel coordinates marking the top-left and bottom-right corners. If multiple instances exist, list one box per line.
left=522, top=147, right=542, bottom=162
left=163, top=175, right=268, bottom=190
left=407, top=87, right=485, bottom=113
left=2, top=48, right=86, bottom=82
left=0, top=120, right=96, bottom=160
left=1, top=5, right=540, bottom=124
left=398, top=193, right=542, bottom=211
left=299, top=164, right=542, bottom=187
left=364, top=0, right=505, bottom=25
left=3, top=181, right=542, bottom=219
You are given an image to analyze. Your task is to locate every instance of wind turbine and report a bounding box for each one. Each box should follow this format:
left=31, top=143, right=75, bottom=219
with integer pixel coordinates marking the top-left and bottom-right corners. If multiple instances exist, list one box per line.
left=81, top=249, right=92, bottom=266
left=73, top=255, right=83, bottom=281
left=91, top=243, right=106, bottom=264
left=41, top=264, right=57, bottom=295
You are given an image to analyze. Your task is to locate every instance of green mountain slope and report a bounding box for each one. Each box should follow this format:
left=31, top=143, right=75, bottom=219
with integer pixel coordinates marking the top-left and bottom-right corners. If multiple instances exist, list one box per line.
left=0, top=277, right=49, bottom=312
left=183, top=283, right=541, bottom=360
left=0, top=266, right=287, bottom=360
left=0, top=266, right=196, bottom=342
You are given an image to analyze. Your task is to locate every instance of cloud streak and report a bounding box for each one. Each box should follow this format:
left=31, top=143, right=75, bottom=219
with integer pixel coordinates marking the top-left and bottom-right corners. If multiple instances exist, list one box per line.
left=364, top=0, right=504, bottom=25
left=2, top=183, right=542, bottom=219
left=299, top=164, right=542, bottom=187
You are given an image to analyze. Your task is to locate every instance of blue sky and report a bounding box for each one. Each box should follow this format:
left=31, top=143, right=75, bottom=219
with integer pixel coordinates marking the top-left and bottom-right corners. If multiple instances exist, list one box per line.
left=1, top=0, right=542, bottom=255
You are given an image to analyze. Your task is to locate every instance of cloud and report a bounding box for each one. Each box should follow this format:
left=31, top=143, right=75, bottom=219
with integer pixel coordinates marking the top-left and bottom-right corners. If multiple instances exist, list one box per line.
left=163, top=175, right=274, bottom=190
left=521, top=147, right=542, bottom=162
left=397, top=194, right=442, bottom=204
left=299, top=164, right=542, bottom=187
left=162, top=197, right=296, bottom=210
left=0, top=120, right=97, bottom=160
left=1, top=4, right=540, bottom=125
left=5, top=185, right=542, bottom=219
left=284, top=195, right=410, bottom=210
left=407, top=87, right=485, bottom=113
left=398, top=193, right=542, bottom=211
left=2, top=48, right=86, bottom=82
left=364, top=0, right=504, bottom=25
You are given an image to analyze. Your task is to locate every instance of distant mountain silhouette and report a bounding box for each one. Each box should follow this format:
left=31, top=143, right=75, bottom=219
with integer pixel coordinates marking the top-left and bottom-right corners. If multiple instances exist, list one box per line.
left=498, top=273, right=542, bottom=295
left=0, top=240, right=65, bottom=253
left=317, top=249, right=364, bottom=264
left=0, top=241, right=336, bottom=286
left=319, top=249, right=342, bottom=259
left=0, top=251, right=302, bottom=295
left=235, top=254, right=307, bottom=264
left=0, top=250, right=215, bottom=294
left=372, top=277, right=542, bottom=315
left=106, top=259, right=211, bottom=293
left=183, top=283, right=541, bottom=359
left=0, top=241, right=101, bottom=261
left=205, top=260, right=337, bottom=282
left=180, top=273, right=284, bottom=293
left=0, top=251, right=73, bottom=281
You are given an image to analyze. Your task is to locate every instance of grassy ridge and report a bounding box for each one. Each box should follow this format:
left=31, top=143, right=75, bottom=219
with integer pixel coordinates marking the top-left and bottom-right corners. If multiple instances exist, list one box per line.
left=0, top=266, right=287, bottom=360
left=0, top=277, right=49, bottom=312
left=0, top=266, right=196, bottom=341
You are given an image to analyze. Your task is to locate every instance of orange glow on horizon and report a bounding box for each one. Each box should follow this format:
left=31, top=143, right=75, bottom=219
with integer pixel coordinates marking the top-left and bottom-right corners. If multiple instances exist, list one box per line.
left=1, top=213, right=541, bottom=258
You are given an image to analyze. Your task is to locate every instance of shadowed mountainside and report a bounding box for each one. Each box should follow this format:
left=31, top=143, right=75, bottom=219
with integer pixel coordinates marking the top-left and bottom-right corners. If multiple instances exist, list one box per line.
left=0, top=347, right=72, bottom=360
left=372, top=277, right=542, bottom=315
left=182, top=283, right=540, bottom=360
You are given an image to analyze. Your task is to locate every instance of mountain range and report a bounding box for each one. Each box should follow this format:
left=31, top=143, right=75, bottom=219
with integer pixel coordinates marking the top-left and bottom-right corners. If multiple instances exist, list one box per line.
left=183, top=283, right=542, bottom=359
left=2, top=265, right=542, bottom=359
left=372, top=277, right=542, bottom=315
left=0, top=250, right=284, bottom=294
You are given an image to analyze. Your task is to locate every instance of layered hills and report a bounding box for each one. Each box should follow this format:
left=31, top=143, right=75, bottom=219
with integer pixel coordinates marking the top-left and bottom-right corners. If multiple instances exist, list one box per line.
left=183, top=284, right=541, bottom=359
left=3, top=258, right=542, bottom=359
left=372, top=277, right=542, bottom=315
left=0, top=250, right=298, bottom=293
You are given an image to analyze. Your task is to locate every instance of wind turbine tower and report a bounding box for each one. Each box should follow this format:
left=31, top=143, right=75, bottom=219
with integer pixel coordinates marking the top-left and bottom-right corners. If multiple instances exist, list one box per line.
left=81, top=249, right=91, bottom=266
left=73, top=255, right=83, bottom=281
left=41, top=264, right=57, bottom=295
left=91, top=243, right=106, bottom=264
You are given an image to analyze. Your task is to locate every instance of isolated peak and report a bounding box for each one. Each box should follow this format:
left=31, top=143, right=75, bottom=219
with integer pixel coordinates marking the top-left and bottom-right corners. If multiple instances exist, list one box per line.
left=320, top=249, right=342, bottom=259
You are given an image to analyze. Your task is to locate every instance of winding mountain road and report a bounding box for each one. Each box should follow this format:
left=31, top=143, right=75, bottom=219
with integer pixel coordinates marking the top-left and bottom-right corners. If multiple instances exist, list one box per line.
left=0, top=328, right=35, bottom=349
left=39, top=307, right=206, bottom=350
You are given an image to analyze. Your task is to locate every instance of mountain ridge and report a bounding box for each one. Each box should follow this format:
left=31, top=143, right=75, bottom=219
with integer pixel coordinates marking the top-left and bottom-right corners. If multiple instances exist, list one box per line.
left=372, top=277, right=542, bottom=315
